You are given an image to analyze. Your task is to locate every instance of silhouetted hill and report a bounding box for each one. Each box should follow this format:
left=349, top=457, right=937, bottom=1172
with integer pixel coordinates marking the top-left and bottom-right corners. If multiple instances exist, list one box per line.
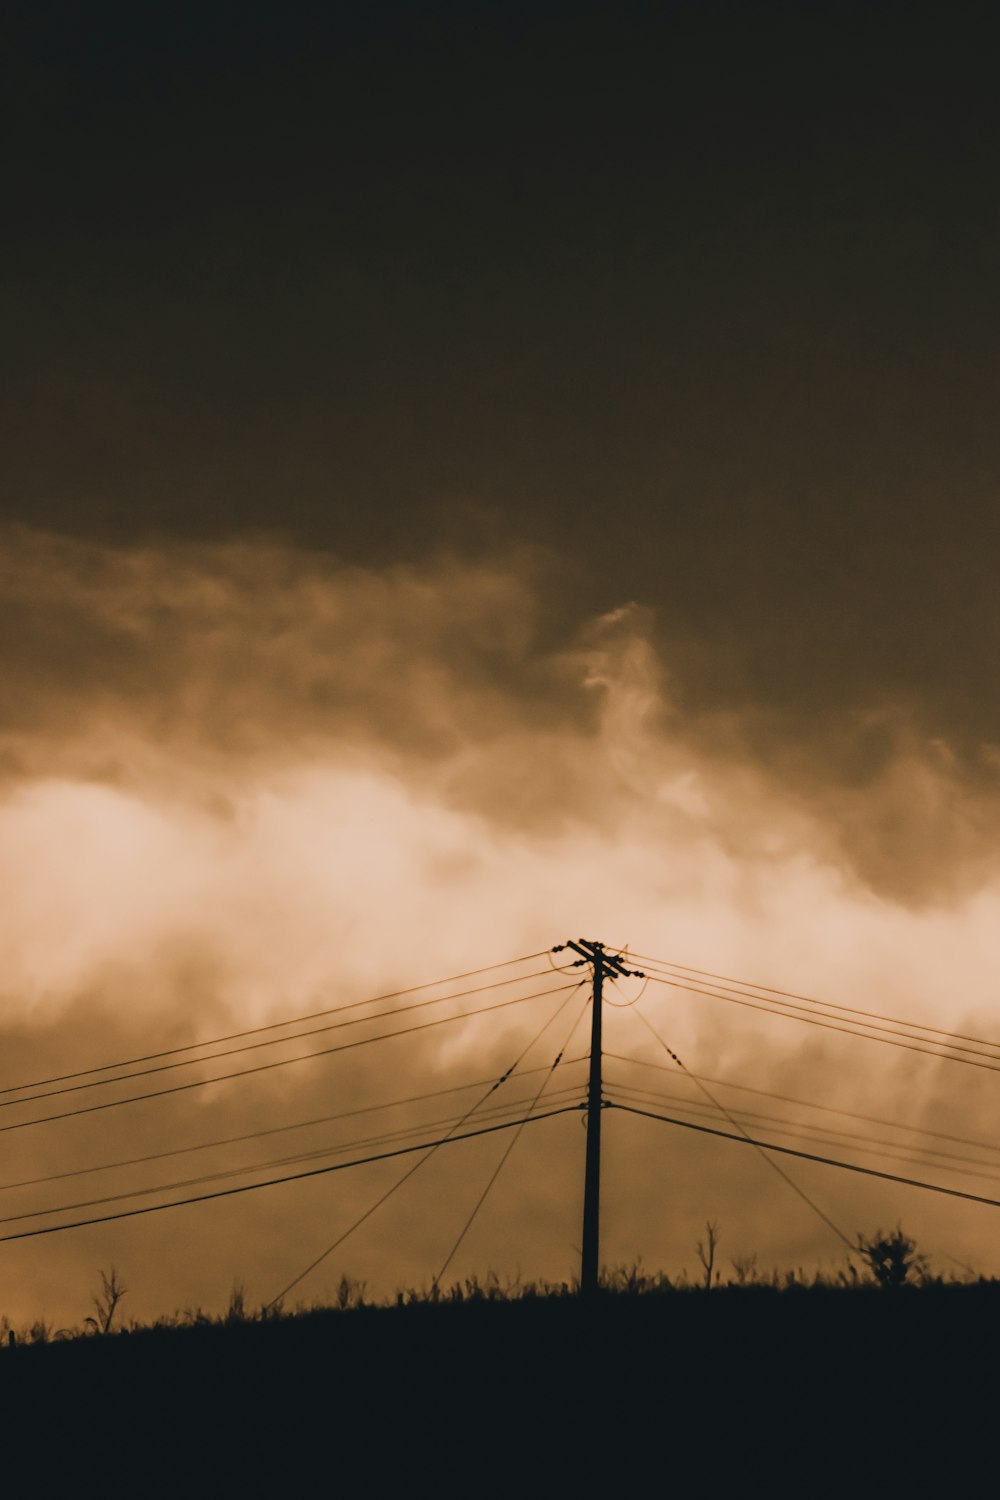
left=2, top=1283, right=997, bottom=1490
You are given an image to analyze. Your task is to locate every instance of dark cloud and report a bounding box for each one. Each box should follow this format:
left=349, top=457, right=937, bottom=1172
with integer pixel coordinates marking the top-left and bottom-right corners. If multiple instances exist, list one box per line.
left=2, top=526, right=1000, bottom=903
left=6, top=3, right=1000, bottom=797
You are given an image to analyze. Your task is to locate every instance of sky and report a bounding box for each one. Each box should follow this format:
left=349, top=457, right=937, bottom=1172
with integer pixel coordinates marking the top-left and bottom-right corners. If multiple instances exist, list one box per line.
left=4, top=1, right=1000, bottom=1327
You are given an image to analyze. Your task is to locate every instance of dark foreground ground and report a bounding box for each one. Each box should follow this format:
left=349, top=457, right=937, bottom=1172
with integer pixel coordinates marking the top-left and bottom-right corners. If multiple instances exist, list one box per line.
left=2, top=1286, right=996, bottom=1492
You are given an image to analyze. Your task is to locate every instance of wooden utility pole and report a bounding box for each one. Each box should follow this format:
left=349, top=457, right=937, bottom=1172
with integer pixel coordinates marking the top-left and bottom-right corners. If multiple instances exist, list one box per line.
left=557, top=939, right=643, bottom=1298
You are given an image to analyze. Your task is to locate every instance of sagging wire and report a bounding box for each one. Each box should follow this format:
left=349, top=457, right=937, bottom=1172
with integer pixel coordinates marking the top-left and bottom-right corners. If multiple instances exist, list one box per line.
left=429, top=988, right=592, bottom=1293
left=627, top=1002, right=857, bottom=1257
left=263, top=980, right=586, bottom=1310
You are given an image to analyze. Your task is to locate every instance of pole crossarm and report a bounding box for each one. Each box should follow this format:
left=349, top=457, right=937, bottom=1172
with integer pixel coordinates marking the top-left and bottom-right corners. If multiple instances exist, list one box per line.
left=558, top=938, right=645, bottom=981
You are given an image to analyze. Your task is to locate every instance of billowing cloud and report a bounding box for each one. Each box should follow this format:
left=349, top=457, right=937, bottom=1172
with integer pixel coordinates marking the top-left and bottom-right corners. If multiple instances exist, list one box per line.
left=2, top=527, right=1000, bottom=1328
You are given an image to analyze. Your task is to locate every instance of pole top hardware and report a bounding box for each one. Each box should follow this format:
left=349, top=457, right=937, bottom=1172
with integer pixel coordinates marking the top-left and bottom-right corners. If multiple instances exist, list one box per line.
left=563, top=938, right=644, bottom=980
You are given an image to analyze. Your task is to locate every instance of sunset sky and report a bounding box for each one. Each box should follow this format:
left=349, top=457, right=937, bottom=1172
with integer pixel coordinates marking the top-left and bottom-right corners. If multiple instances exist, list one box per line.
left=4, top=2, right=1000, bottom=1327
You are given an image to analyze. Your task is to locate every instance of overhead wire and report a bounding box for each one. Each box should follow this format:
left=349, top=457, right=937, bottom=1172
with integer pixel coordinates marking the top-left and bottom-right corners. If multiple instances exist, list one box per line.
left=640, top=970, right=1000, bottom=1075
left=0, top=980, right=581, bottom=1138
left=0, top=949, right=550, bottom=1098
left=24, top=937, right=997, bottom=1268
left=603, top=1050, right=1000, bottom=1157
left=263, top=979, right=587, bottom=1308
left=0, top=968, right=558, bottom=1109
left=429, top=989, right=592, bottom=1292
left=629, top=951, right=1000, bottom=1053
left=604, top=973, right=649, bottom=1009
left=0, top=1055, right=592, bottom=1195
left=633, top=953, right=1000, bottom=1066
left=0, top=1084, right=589, bottom=1229
left=0, top=1108, right=581, bottom=1246
left=639, top=972, right=1000, bottom=1061
left=610, top=1101, right=1000, bottom=1217
left=623, top=997, right=856, bottom=1253
left=601, top=1078, right=1000, bottom=1189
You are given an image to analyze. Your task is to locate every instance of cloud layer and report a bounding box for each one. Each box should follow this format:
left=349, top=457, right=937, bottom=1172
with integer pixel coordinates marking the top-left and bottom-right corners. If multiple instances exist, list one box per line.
left=2, top=527, right=1000, bottom=1325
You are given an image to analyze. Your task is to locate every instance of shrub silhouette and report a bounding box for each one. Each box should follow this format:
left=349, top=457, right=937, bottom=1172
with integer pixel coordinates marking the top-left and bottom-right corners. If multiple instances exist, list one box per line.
left=856, top=1226, right=927, bottom=1288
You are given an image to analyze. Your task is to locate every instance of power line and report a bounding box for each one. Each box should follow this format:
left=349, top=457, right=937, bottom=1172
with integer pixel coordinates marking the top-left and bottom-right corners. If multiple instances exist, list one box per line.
left=20, top=934, right=996, bottom=1289
left=264, top=981, right=587, bottom=1307
left=0, top=1108, right=581, bottom=1245
left=604, top=1050, right=1000, bottom=1157
left=625, top=1001, right=855, bottom=1253
left=611, top=1102, right=1000, bottom=1216
left=0, top=968, right=556, bottom=1109
left=632, top=952, right=1000, bottom=1057
left=602, top=1080, right=1000, bottom=1189
left=430, top=991, right=592, bottom=1291
left=0, top=1086, right=589, bottom=1229
left=0, top=1055, right=592, bottom=1194
left=640, top=966, right=1000, bottom=1064
left=641, top=971, right=1000, bottom=1075
left=0, top=980, right=582, bottom=1138
left=0, top=949, right=549, bottom=1098
left=638, top=963, right=1000, bottom=1062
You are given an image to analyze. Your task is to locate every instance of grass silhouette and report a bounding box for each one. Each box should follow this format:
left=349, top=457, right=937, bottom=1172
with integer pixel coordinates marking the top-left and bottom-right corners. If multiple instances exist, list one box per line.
left=0, top=1227, right=988, bottom=1350
left=1, top=1247, right=996, bottom=1489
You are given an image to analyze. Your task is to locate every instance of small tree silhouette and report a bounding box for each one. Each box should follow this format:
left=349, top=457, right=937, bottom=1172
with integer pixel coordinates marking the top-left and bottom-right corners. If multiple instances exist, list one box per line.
left=856, top=1226, right=927, bottom=1288
left=696, top=1221, right=721, bottom=1290
left=85, top=1266, right=128, bottom=1334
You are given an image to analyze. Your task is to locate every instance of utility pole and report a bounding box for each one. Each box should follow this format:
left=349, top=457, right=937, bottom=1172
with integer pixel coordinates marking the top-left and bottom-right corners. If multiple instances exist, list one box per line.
left=556, top=939, right=644, bottom=1298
